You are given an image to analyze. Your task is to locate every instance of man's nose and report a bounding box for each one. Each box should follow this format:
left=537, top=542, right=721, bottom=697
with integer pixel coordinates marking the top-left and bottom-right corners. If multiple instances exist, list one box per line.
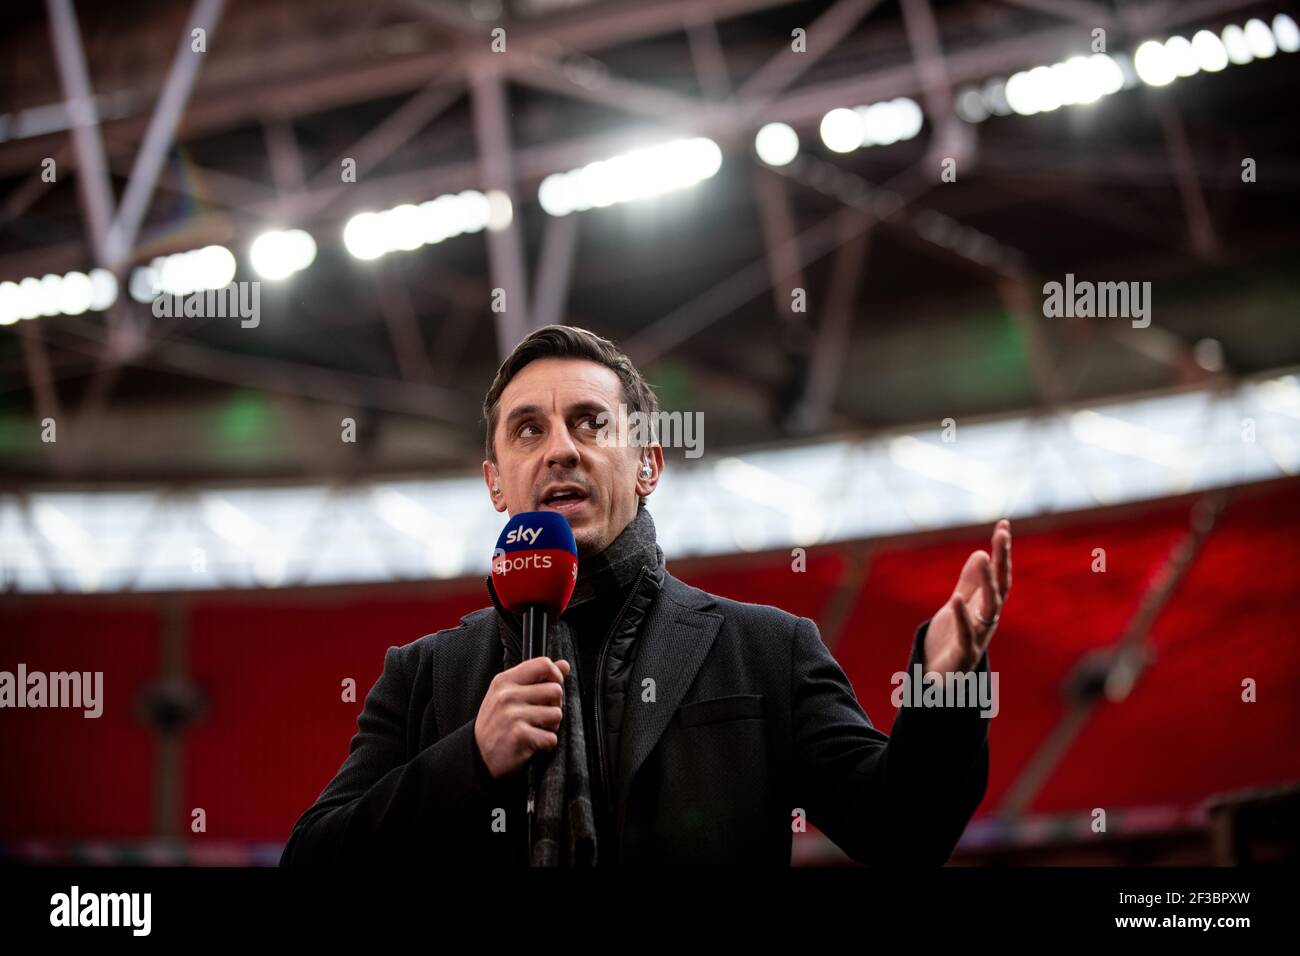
left=543, top=421, right=580, bottom=469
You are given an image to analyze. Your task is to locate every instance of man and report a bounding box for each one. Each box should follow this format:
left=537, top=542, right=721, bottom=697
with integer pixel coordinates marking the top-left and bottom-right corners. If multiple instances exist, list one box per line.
left=281, top=325, right=1010, bottom=866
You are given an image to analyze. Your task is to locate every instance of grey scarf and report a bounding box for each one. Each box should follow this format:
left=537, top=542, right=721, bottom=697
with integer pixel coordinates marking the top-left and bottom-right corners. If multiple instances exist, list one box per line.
left=489, top=501, right=663, bottom=866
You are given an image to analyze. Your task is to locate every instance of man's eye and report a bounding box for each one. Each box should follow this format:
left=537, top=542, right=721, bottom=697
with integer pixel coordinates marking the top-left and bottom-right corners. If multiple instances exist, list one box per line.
left=578, top=416, right=601, bottom=430
left=518, top=423, right=541, bottom=438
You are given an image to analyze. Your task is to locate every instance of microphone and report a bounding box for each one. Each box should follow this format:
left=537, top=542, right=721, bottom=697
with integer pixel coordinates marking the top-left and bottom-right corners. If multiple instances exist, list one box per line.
left=491, top=510, right=579, bottom=653
left=491, top=511, right=578, bottom=851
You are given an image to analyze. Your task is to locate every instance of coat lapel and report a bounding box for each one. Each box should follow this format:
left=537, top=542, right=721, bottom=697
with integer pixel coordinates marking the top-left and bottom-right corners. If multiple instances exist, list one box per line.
left=615, top=574, right=722, bottom=831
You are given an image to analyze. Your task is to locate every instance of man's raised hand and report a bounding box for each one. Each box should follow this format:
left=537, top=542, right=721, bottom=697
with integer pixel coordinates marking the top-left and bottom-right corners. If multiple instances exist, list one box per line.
left=923, top=518, right=1012, bottom=675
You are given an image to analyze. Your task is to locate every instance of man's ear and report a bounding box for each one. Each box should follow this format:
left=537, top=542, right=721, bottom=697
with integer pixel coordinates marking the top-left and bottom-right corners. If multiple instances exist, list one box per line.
left=635, top=443, right=665, bottom=498
left=483, top=460, right=507, bottom=513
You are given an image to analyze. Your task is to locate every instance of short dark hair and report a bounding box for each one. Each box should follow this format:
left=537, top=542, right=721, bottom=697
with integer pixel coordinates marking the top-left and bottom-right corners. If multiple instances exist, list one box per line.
left=482, top=324, right=659, bottom=461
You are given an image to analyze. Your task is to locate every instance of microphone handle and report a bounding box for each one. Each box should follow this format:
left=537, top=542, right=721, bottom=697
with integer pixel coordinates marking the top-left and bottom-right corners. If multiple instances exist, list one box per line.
left=522, top=605, right=549, bottom=862
left=522, top=606, right=548, bottom=660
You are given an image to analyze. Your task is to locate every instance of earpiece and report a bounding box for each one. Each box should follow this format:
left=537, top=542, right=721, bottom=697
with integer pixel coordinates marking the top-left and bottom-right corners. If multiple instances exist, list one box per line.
left=640, top=459, right=652, bottom=478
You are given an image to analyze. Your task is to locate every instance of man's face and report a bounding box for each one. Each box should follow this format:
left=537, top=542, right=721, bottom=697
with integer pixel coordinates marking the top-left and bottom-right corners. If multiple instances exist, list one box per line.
left=483, top=357, right=662, bottom=557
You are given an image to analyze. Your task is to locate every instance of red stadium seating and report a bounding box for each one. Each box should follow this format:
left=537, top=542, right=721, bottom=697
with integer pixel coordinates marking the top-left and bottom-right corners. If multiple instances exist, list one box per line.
left=2, top=477, right=1297, bottom=860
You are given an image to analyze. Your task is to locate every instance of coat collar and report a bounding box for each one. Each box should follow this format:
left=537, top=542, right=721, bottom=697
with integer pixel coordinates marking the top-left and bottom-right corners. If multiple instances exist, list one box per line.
left=614, top=572, right=723, bottom=834
left=484, top=502, right=663, bottom=649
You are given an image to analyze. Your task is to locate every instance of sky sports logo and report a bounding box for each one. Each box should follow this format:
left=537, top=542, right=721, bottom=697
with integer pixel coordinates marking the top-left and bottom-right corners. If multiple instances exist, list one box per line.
left=491, top=550, right=573, bottom=577
left=503, top=525, right=543, bottom=546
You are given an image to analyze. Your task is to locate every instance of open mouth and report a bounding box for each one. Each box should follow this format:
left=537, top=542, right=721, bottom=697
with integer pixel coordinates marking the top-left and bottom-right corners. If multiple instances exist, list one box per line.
left=539, top=486, right=591, bottom=514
